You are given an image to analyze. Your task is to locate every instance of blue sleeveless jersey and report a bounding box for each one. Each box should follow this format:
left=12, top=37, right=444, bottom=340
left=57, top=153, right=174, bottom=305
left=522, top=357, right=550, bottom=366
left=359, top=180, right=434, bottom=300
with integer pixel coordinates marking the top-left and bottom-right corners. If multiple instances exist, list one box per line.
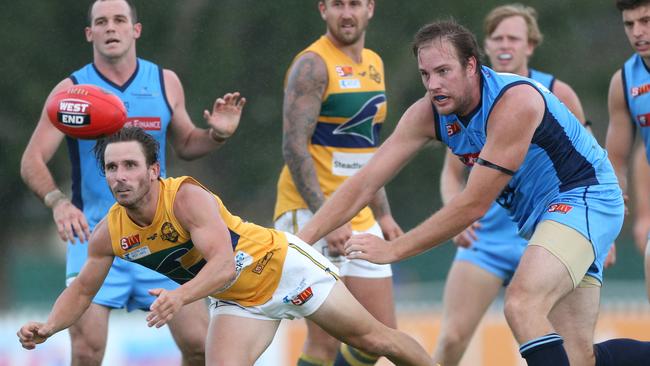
left=622, top=54, right=650, bottom=162
left=68, top=58, right=172, bottom=229
left=435, top=66, right=619, bottom=239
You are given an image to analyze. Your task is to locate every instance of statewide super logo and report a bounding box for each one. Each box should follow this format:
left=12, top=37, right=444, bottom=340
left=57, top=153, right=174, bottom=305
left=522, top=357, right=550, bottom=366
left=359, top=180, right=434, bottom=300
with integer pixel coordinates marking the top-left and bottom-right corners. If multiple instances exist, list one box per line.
left=56, top=98, right=91, bottom=127
left=631, top=83, right=650, bottom=97
left=333, top=94, right=386, bottom=144
left=547, top=203, right=573, bottom=214
left=120, top=233, right=141, bottom=250
left=283, top=279, right=314, bottom=306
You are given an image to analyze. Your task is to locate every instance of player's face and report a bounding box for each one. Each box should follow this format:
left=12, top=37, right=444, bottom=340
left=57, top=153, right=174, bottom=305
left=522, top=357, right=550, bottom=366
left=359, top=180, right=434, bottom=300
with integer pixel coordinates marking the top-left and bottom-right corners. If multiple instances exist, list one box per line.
left=484, top=15, right=534, bottom=76
left=418, top=39, right=478, bottom=116
left=320, top=0, right=374, bottom=46
left=622, top=4, right=650, bottom=59
left=85, top=0, right=141, bottom=61
left=104, top=141, right=159, bottom=209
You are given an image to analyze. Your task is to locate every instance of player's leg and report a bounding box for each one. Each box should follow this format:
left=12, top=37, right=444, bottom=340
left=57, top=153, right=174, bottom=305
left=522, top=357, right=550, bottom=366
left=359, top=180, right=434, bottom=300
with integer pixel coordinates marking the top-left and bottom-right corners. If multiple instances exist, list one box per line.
left=130, top=262, right=208, bottom=365
left=167, top=299, right=209, bottom=366
left=505, top=220, right=598, bottom=366
left=432, top=260, right=503, bottom=366
left=308, top=281, right=433, bottom=366
left=68, top=303, right=111, bottom=366
left=548, top=284, right=600, bottom=366
left=207, top=311, right=280, bottom=366
left=336, top=222, right=396, bottom=366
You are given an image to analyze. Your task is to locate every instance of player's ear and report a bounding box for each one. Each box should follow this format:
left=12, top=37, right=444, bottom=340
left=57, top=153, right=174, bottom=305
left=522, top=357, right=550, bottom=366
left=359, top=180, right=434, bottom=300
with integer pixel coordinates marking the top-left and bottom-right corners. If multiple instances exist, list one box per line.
left=319, top=1, right=327, bottom=20
left=85, top=26, right=93, bottom=43
left=133, top=22, right=142, bottom=40
left=466, top=55, right=478, bottom=75
left=150, top=161, right=160, bottom=181
left=367, top=0, right=375, bottom=20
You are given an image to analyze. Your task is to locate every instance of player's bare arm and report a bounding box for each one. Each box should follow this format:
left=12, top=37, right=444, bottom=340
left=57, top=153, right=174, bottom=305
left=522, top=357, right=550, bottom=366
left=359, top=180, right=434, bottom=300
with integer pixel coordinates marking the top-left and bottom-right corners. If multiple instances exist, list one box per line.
left=344, top=85, right=543, bottom=263
left=368, top=188, right=403, bottom=240
left=299, top=97, right=434, bottom=245
left=606, top=70, right=635, bottom=197
left=17, top=219, right=114, bottom=349
left=146, top=182, right=236, bottom=328
left=20, top=78, right=91, bottom=243
left=440, top=149, right=481, bottom=247
left=164, top=69, right=246, bottom=160
left=552, top=79, right=586, bottom=124
left=282, top=52, right=329, bottom=213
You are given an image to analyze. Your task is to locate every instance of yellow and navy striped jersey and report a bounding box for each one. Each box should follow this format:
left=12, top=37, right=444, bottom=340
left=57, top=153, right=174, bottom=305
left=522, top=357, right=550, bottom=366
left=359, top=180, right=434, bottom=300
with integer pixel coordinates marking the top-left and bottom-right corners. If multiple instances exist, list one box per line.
left=107, top=176, right=288, bottom=307
left=275, top=36, right=387, bottom=231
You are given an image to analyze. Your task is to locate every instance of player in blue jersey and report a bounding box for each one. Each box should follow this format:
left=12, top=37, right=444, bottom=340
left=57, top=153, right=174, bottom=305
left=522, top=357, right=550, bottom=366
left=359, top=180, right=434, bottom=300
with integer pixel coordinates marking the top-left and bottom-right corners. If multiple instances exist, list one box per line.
left=433, top=5, right=591, bottom=365
left=606, top=0, right=650, bottom=303
left=299, top=19, right=650, bottom=366
left=20, top=1, right=245, bottom=365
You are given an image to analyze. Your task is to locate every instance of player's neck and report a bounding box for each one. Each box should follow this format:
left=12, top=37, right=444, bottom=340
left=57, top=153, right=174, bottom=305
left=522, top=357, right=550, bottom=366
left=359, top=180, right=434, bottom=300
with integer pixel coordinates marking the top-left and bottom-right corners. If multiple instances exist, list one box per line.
left=326, top=33, right=365, bottom=64
left=642, top=54, right=650, bottom=70
left=124, top=180, right=160, bottom=228
left=93, top=52, right=138, bottom=86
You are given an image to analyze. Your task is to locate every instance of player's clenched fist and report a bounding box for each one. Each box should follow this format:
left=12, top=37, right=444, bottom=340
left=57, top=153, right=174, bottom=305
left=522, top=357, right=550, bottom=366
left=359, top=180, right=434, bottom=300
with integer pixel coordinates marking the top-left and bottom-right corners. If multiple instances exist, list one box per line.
left=17, top=322, right=53, bottom=350
left=146, top=288, right=184, bottom=328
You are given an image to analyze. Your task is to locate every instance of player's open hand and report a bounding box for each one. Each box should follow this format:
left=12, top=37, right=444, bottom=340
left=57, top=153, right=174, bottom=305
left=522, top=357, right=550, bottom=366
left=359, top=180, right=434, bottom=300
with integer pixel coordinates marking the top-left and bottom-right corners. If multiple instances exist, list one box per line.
left=147, top=288, right=184, bottom=328
left=204, top=92, right=246, bottom=141
left=52, top=200, right=91, bottom=244
left=17, top=322, right=53, bottom=350
left=452, top=221, right=481, bottom=248
left=344, top=233, right=397, bottom=264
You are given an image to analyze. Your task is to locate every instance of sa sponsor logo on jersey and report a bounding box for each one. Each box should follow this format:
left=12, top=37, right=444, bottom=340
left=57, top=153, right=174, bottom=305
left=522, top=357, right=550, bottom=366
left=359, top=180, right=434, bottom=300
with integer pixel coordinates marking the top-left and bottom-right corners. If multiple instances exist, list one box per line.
left=121, top=234, right=141, bottom=250
left=124, top=117, right=161, bottom=131
left=547, top=203, right=573, bottom=214
left=57, top=99, right=91, bottom=126
left=631, top=84, right=650, bottom=97
left=335, top=65, right=353, bottom=77
left=283, top=279, right=314, bottom=306
left=637, top=113, right=650, bottom=127
left=446, top=121, right=461, bottom=136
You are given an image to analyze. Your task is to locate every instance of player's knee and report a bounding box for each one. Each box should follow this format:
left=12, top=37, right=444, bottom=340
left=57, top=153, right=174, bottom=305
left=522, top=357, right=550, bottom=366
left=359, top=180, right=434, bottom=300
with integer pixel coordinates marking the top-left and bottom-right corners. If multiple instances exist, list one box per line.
left=69, top=334, right=105, bottom=366
left=504, top=292, right=531, bottom=328
left=345, top=329, right=395, bottom=358
left=176, top=334, right=206, bottom=365
left=438, top=327, right=470, bottom=356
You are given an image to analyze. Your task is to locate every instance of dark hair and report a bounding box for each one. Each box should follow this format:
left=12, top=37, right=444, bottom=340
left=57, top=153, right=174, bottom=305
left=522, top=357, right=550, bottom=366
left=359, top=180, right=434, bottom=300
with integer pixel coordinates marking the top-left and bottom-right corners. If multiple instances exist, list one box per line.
left=94, top=127, right=159, bottom=175
left=87, top=0, right=138, bottom=25
left=616, top=0, right=650, bottom=11
left=412, top=19, right=484, bottom=70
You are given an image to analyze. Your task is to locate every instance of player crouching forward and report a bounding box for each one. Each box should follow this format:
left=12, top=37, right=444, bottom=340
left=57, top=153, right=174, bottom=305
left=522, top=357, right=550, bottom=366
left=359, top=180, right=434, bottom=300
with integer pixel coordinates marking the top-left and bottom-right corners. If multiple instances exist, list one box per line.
left=17, top=127, right=433, bottom=366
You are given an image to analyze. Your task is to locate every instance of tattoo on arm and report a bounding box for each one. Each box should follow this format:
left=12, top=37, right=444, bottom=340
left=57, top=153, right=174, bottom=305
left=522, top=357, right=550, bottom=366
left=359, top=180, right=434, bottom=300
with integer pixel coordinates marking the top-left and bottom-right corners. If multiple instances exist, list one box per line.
left=282, top=53, right=329, bottom=213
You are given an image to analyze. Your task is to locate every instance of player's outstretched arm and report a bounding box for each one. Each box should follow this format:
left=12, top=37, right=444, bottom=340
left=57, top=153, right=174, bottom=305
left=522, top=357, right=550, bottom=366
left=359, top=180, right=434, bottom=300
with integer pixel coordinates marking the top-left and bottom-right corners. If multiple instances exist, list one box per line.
left=164, top=69, right=246, bottom=160
left=345, top=85, right=543, bottom=263
left=17, top=219, right=114, bottom=349
left=299, top=97, right=434, bottom=246
left=606, top=70, right=635, bottom=196
left=146, top=182, right=236, bottom=328
left=21, top=78, right=91, bottom=243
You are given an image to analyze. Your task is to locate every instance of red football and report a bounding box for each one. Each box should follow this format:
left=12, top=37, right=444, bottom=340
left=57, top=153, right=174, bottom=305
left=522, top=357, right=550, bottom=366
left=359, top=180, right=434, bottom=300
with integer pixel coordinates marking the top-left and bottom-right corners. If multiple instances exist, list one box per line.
left=46, top=84, right=127, bottom=139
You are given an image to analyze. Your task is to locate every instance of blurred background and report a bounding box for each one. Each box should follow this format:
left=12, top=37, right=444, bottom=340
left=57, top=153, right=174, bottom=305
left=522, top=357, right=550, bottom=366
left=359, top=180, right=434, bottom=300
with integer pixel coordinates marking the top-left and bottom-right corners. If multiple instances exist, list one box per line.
left=1, top=1, right=647, bottom=365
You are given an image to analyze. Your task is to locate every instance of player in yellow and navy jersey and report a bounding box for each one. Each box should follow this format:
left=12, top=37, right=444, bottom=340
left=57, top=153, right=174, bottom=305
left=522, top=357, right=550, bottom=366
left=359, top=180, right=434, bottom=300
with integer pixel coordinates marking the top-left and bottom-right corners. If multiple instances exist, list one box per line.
left=17, top=127, right=434, bottom=366
left=274, top=2, right=401, bottom=365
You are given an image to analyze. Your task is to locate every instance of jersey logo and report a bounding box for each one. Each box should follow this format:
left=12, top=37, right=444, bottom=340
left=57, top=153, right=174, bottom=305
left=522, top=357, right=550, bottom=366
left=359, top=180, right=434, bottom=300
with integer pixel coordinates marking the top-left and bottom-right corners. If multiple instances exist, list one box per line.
left=333, top=94, right=386, bottom=144
left=155, top=247, right=206, bottom=283
left=369, top=65, right=382, bottom=83
left=547, top=203, right=573, bottom=214
left=252, top=251, right=274, bottom=274
left=283, top=279, right=314, bottom=306
left=458, top=152, right=480, bottom=167
left=124, top=117, right=161, bottom=131
left=637, top=113, right=650, bottom=127
left=161, top=222, right=179, bottom=243
left=446, top=121, right=461, bottom=136
left=631, top=84, right=650, bottom=97
left=120, top=234, right=141, bottom=250
left=335, top=65, right=353, bottom=77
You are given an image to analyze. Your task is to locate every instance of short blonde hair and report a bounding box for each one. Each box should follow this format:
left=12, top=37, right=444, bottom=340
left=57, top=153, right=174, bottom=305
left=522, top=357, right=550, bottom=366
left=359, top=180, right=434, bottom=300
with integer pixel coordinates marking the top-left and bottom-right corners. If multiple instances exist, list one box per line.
left=484, top=3, right=543, bottom=47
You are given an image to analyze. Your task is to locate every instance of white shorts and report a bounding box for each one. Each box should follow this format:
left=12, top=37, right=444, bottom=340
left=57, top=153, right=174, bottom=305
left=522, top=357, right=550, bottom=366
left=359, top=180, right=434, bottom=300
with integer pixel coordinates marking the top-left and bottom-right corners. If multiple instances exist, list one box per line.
left=274, top=209, right=392, bottom=278
left=210, top=233, right=339, bottom=321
